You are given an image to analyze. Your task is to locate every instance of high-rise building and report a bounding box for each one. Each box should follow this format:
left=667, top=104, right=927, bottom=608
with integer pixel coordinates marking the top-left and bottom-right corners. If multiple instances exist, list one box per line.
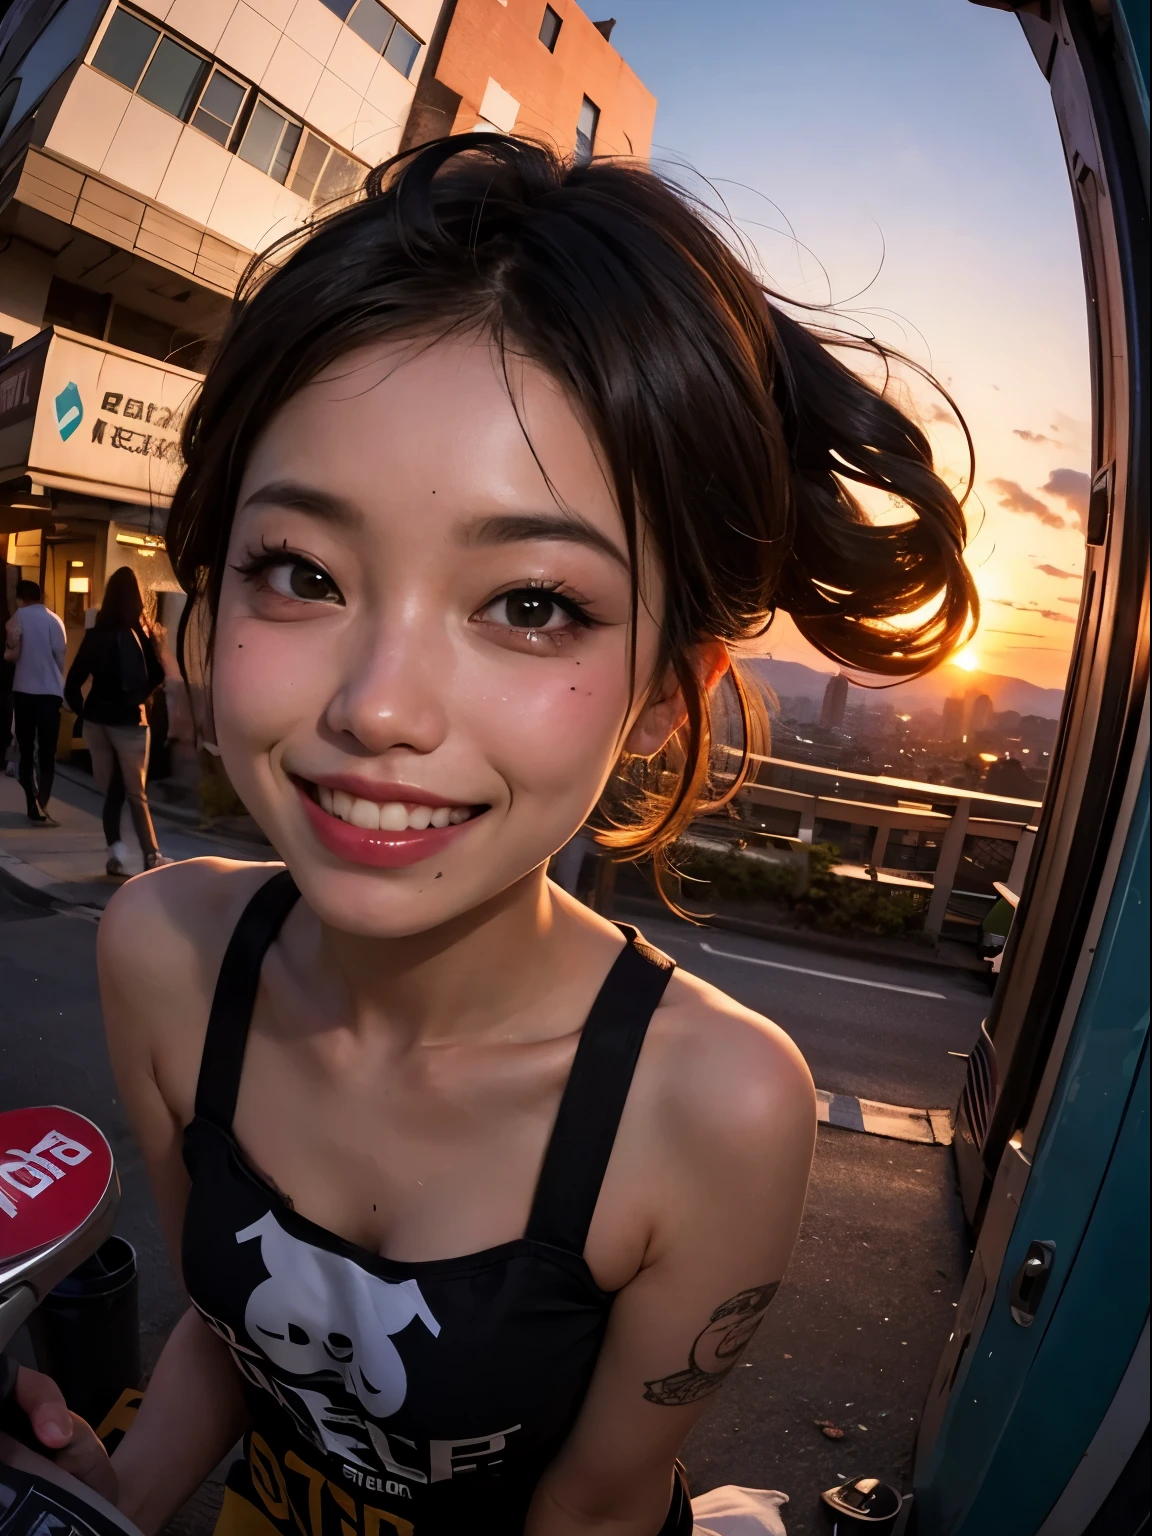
left=402, top=1, right=655, bottom=161
left=819, top=672, right=849, bottom=732
left=941, top=695, right=966, bottom=741
left=969, top=692, right=994, bottom=734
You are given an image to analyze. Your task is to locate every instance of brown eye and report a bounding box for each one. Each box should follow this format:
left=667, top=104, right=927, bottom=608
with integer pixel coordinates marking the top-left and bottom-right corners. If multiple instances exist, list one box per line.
left=265, top=559, right=343, bottom=604
left=503, top=591, right=558, bottom=629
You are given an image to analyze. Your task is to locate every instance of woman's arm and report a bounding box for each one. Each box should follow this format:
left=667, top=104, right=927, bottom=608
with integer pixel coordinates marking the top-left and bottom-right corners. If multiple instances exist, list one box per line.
left=526, top=1003, right=816, bottom=1536
left=112, top=1310, right=249, bottom=1534
left=97, top=865, right=257, bottom=1529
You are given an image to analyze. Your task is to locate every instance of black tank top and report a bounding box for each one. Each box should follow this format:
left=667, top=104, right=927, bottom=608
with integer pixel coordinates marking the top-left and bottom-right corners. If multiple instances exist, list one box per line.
left=182, top=871, right=694, bottom=1536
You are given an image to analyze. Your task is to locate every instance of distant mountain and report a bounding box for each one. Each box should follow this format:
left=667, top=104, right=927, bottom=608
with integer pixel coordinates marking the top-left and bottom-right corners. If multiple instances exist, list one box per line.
left=740, top=657, right=1065, bottom=720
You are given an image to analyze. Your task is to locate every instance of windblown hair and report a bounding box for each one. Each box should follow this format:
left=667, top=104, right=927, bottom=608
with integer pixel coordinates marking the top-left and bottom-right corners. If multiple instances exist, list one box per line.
left=96, top=565, right=145, bottom=631
left=167, top=134, right=977, bottom=881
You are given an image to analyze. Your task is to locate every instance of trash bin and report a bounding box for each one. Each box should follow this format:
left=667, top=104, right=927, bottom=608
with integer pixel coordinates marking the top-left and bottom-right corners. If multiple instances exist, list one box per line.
left=28, top=1235, right=140, bottom=1432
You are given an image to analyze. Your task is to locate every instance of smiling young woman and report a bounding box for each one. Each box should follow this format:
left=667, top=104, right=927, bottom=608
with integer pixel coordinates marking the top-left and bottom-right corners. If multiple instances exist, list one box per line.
left=92, top=136, right=976, bottom=1536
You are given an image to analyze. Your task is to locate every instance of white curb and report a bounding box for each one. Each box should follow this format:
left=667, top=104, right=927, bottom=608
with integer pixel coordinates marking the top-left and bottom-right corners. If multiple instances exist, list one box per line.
left=817, top=1089, right=954, bottom=1145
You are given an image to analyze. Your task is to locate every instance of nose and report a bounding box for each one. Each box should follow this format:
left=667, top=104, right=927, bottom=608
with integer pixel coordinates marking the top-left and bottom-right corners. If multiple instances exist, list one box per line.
left=323, top=601, right=450, bottom=758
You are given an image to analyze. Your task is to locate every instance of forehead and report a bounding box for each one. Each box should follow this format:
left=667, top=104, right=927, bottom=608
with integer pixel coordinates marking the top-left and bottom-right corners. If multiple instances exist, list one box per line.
left=239, top=334, right=616, bottom=528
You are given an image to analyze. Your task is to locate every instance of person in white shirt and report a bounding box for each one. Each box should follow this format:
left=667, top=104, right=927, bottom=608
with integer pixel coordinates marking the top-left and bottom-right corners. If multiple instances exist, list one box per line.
left=3, top=580, right=67, bottom=826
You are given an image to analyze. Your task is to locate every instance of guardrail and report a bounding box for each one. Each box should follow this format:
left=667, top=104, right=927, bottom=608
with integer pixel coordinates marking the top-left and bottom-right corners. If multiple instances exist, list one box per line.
left=722, top=752, right=1043, bottom=939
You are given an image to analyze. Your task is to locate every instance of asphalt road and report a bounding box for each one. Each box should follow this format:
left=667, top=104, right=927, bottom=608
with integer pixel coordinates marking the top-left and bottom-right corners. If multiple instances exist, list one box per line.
left=632, top=911, right=990, bottom=1110
left=0, top=884, right=970, bottom=1532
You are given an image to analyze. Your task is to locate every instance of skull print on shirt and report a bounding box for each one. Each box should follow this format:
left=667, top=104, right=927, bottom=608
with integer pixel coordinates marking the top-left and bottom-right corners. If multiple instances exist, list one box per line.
left=235, top=1211, right=440, bottom=1463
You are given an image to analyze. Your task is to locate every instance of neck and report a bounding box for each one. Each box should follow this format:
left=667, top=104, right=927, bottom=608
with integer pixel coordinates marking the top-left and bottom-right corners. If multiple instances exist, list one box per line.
left=305, top=865, right=600, bottom=1046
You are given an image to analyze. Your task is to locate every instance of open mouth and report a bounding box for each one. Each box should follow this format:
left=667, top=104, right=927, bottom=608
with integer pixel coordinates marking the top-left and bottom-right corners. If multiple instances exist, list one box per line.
left=292, top=777, right=487, bottom=869
left=309, top=784, right=478, bottom=832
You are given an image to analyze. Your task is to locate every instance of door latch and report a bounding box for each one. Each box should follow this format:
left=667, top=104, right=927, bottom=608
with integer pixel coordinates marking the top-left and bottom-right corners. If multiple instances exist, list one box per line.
left=1009, top=1239, right=1056, bottom=1327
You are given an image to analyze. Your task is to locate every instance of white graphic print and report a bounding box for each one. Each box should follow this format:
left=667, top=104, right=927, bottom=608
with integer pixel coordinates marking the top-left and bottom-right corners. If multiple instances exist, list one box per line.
left=236, top=1212, right=440, bottom=1434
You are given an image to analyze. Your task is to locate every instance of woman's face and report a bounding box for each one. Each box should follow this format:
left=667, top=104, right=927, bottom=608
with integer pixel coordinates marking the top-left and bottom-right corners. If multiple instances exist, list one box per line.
left=213, top=336, right=670, bottom=936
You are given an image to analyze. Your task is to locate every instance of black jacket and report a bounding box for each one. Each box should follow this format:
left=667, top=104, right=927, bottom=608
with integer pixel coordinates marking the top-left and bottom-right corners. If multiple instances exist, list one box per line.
left=65, top=624, right=165, bottom=728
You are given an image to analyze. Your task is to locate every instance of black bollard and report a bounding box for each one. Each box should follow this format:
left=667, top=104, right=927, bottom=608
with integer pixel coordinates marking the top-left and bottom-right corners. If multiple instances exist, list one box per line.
left=28, top=1235, right=140, bottom=1433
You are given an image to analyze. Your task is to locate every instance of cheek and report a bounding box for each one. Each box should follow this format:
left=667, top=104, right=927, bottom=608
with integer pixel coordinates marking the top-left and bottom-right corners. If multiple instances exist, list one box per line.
left=459, top=647, right=634, bottom=801
left=211, top=613, right=331, bottom=748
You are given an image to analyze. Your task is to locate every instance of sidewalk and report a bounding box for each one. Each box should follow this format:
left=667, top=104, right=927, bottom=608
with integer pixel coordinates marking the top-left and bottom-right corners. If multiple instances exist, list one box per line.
left=0, top=762, right=271, bottom=912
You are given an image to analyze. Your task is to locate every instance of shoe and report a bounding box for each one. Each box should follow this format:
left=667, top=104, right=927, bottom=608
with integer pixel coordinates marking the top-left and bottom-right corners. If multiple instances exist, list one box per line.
left=28, top=811, right=60, bottom=827
left=4, top=763, right=15, bottom=778
left=144, top=852, right=175, bottom=871
left=106, top=854, right=129, bottom=877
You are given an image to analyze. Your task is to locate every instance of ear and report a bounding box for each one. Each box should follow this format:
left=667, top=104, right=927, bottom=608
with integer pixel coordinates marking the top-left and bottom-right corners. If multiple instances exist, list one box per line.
left=625, top=641, right=731, bottom=758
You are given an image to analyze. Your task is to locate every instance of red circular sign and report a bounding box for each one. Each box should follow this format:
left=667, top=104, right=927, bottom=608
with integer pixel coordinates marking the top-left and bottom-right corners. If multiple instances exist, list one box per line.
left=0, top=1107, right=114, bottom=1263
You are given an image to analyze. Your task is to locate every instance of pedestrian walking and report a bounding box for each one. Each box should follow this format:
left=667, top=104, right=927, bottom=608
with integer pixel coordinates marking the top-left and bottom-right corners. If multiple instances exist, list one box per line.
left=3, top=579, right=66, bottom=826
left=64, top=566, right=171, bottom=876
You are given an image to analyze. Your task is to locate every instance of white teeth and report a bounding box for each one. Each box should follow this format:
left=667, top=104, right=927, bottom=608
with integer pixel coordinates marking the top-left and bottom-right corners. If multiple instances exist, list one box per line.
left=348, top=797, right=380, bottom=830
left=318, top=789, right=472, bottom=831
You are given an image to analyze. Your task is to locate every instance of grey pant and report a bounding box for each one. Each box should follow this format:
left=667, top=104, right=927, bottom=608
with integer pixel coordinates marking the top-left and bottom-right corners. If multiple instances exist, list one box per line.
left=86, top=721, right=159, bottom=858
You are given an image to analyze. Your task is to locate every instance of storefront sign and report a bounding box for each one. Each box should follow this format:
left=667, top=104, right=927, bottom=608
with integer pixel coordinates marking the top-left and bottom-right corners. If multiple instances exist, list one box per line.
left=0, top=326, right=200, bottom=506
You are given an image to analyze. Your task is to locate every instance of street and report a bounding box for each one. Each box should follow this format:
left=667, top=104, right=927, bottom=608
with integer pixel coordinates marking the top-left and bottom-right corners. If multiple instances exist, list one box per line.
left=0, top=876, right=970, bottom=1532
left=633, top=911, right=989, bottom=1110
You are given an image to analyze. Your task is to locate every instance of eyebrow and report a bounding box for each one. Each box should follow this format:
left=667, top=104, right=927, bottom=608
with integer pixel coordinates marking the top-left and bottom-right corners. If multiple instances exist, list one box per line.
left=238, top=481, right=363, bottom=526
left=460, top=512, right=628, bottom=570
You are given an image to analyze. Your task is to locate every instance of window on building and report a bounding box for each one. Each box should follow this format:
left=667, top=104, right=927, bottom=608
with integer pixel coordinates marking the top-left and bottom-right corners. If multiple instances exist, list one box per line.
left=539, top=5, right=562, bottom=51
left=317, top=0, right=357, bottom=16
left=135, top=34, right=208, bottom=119
left=91, top=8, right=161, bottom=90
left=88, top=7, right=366, bottom=198
left=383, top=20, right=421, bottom=76
left=191, top=67, right=246, bottom=146
left=289, top=131, right=364, bottom=203
left=238, top=99, right=303, bottom=184
left=575, top=95, right=599, bottom=164
left=345, top=1, right=422, bottom=77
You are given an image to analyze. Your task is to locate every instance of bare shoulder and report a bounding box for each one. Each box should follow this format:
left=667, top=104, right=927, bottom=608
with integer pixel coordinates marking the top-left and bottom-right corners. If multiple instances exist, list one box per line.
left=644, top=960, right=817, bottom=1172
left=98, top=858, right=284, bottom=1109
left=98, top=855, right=284, bottom=991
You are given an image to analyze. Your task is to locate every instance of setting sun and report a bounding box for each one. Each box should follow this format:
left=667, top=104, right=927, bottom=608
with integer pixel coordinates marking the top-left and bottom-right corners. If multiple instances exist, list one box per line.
left=953, top=646, right=981, bottom=672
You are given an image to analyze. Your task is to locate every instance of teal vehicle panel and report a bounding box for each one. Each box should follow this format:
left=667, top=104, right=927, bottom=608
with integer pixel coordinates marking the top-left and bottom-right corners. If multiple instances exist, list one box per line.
left=914, top=767, right=1149, bottom=1534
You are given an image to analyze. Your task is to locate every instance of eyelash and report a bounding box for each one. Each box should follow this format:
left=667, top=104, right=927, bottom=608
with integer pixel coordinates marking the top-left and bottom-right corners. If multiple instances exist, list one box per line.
left=232, top=554, right=598, bottom=643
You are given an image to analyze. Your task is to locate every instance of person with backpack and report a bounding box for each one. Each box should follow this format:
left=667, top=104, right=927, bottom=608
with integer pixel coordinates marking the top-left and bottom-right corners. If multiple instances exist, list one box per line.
left=64, top=566, right=170, bottom=876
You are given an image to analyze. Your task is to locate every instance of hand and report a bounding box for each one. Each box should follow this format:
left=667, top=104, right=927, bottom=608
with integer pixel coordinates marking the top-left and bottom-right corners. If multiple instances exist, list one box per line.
left=14, top=1365, right=119, bottom=1503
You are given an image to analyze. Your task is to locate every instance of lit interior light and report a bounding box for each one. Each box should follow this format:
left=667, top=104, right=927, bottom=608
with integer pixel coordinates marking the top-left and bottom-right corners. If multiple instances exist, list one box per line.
left=68, top=576, right=89, bottom=593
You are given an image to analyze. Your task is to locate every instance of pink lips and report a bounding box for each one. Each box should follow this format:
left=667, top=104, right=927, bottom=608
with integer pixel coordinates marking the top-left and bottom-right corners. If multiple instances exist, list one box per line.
left=295, top=781, right=481, bottom=870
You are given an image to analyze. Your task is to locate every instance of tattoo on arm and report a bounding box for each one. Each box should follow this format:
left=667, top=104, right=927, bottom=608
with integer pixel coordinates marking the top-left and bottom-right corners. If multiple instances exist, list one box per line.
left=642, top=1283, right=779, bottom=1407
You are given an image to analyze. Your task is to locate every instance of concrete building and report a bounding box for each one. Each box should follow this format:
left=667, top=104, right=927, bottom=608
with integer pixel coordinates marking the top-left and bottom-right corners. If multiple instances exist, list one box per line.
left=401, top=0, right=655, bottom=161
left=941, top=695, right=966, bottom=742
left=1, top=0, right=448, bottom=664
left=819, top=671, right=849, bottom=732
left=969, top=691, right=994, bottom=735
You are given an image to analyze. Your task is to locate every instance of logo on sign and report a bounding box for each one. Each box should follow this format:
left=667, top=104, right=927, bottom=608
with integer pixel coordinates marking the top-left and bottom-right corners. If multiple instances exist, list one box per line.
left=0, top=1129, right=92, bottom=1219
left=54, top=380, right=83, bottom=441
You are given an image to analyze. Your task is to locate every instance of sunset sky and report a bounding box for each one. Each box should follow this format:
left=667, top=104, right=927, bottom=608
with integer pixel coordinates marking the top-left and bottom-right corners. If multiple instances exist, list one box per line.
left=606, top=0, right=1091, bottom=692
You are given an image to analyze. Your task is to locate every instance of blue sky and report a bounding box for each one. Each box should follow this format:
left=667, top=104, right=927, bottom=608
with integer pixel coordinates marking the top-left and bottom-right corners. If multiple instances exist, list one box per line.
left=603, top=0, right=1091, bottom=688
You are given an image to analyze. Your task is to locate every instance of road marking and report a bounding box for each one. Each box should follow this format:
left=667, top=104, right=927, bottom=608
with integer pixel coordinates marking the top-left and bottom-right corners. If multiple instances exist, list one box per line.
left=699, top=941, right=947, bottom=999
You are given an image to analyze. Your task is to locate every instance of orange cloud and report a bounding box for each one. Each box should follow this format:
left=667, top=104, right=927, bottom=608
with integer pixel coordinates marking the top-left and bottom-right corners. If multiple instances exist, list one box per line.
left=989, top=478, right=1066, bottom=528
left=1042, top=468, right=1090, bottom=527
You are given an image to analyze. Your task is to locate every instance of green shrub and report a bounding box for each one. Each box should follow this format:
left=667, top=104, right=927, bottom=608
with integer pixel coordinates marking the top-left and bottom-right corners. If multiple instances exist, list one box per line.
left=672, top=838, right=929, bottom=937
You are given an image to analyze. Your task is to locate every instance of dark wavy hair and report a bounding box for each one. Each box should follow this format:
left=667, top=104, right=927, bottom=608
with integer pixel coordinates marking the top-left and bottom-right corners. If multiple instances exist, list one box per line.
left=96, top=565, right=145, bottom=631
left=167, top=134, right=977, bottom=877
